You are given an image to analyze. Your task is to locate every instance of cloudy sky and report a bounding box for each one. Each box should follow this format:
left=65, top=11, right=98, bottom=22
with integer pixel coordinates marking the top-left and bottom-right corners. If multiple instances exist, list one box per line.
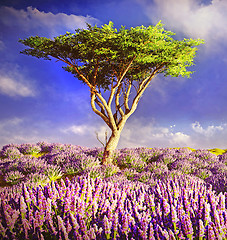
left=0, top=0, right=227, bottom=150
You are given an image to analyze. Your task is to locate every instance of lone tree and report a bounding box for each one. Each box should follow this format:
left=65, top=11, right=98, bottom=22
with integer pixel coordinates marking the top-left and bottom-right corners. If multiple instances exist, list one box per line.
left=19, top=21, right=204, bottom=165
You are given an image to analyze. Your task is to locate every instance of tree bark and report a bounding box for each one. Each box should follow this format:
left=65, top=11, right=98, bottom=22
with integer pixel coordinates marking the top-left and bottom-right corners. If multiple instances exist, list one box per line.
left=102, top=130, right=121, bottom=165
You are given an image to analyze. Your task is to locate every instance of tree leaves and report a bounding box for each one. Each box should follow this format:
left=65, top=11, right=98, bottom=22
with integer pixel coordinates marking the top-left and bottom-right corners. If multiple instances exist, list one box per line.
left=19, top=21, right=204, bottom=89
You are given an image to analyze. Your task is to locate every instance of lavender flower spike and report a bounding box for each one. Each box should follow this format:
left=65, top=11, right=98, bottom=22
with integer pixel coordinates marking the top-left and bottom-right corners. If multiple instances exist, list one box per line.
left=0, top=222, right=7, bottom=238
left=204, top=202, right=212, bottom=227
left=198, top=219, right=205, bottom=240
left=171, top=205, right=179, bottom=235
left=103, top=215, right=112, bottom=239
left=182, top=214, right=194, bottom=239
left=57, top=215, right=69, bottom=240
left=19, top=195, right=27, bottom=220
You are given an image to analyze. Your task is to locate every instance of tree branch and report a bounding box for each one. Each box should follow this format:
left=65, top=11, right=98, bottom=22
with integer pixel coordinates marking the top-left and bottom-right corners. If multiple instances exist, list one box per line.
left=113, top=56, right=136, bottom=89
left=123, top=80, right=132, bottom=114
left=90, top=92, right=112, bottom=129
left=127, top=65, right=164, bottom=117
left=95, top=98, right=106, bottom=116
left=115, top=83, right=125, bottom=122
left=56, top=56, right=96, bottom=91
left=55, top=56, right=118, bottom=131
left=107, top=56, right=135, bottom=112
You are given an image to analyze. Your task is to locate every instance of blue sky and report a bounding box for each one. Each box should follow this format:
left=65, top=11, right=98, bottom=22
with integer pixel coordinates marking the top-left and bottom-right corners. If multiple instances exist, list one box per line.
left=0, top=0, right=227, bottom=149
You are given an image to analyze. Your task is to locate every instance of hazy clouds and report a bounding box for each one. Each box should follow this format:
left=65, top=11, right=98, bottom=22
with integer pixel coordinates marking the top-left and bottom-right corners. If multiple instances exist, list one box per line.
left=0, top=6, right=99, bottom=37
left=137, top=0, right=227, bottom=50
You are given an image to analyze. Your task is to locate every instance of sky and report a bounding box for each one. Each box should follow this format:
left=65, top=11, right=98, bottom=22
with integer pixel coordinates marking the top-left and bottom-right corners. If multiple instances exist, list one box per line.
left=0, top=0, right=227, bottom=150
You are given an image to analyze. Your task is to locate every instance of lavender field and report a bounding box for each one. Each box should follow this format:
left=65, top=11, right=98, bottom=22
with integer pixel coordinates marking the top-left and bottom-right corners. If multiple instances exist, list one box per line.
left=1, top=142, right=227, bottom=239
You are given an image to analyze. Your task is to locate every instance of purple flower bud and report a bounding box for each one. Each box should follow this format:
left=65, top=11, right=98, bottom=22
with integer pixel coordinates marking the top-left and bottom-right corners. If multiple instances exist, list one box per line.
left=162, top=197, right=170, bottom=216
left=92, top=201, right=99, bottom=218
left=218, top=193, right=225, bottom=212
left=57, top=215, right=69, bottom=240
left=4, top=208, right=19, bottom=232
left=22, top=218, right=30, bottom=239
left=148, top=222, right=156, bottom=240
left=208, top=222, right=216, bottom=239
left=204, top=202, right=211, bottom=227
left=47, top=217, right=58, bottom=236
left=168, top=229, right=177, bottom=240
left=19, top=196, right=27, bottom=220
left=77, top=213, right=87, bottom=234
left=69, top=212, right=80, bottom=235
left=0, top=222, right=7, bottom=238
left=22, top=184, right=31, bottom=209
left=182, top=214, right=193, bottom=239
left=87, top=227, right=96, bottom=239
left=63, top=199, right=70, bottom=217
left=171, top=179, right=179, bottom=199
left=93, top=223, right=103, bottom=238
left=103, top=215, right=112, bottom=239
left=121, top=212, right=130, bottom=237
left=171, top=205, right=179, bottom=235
left=218, top=211, right=225, bottom=227
left=198, top=219, right=205, bottom=239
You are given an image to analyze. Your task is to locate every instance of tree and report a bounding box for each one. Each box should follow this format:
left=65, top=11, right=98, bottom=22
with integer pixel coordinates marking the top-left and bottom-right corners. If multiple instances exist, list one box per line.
left=19, top=21, right=204, bottom=165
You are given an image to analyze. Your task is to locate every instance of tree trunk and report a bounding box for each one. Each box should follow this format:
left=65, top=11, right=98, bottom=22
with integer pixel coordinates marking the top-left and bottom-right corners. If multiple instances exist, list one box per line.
left=102, top=130, right=121, bottom=165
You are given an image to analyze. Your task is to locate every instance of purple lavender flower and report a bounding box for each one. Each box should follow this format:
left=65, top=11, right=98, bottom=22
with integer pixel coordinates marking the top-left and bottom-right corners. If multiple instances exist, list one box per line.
left=121, top=211, right=130, bottom=239
left=87, top=226, right=96, bottom=240
left=22, top=218, right=31, bottom=239
left=103, top=215, right=112, bottom=239
left=138, top=215, right=149, bottom=240
left=0, top=145, right=23, bottom=159
left=207, top=221, right=216, bottom=239
left=69, top=212, right=80, bottom=232
left=161, top=197, right=170, bottom=216
left=0, top=221, right=7, bottom=239
left=57, top=215, right=69, bottom=240
left=113, top=211, right=120, bottom=240
left=4, top=170, right=25, bottom=184
left=198, top=219, right=205, bottom=239
left=203, top=202, right=212, bottom=227
left=218, top=192, right=225, bottom=212
left=181, top=214, right=194, bottom=239
left=0, top=200, right=19, bottom=238
left=18, top=143, right=41, bottom=155
left=19, top=195, right=27, bottom=220
left=170, top=204, right=179, bottom=235
left=148, top=222, right=156, bottom=240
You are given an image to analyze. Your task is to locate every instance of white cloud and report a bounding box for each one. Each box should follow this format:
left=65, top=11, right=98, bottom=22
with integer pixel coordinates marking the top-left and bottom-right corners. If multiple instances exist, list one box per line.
left=192, top=121, right=224, bottom=136
left=0, top=6, right=100, bottom=37
left=119, top=119, right=227, bottom=149
left=137, top=0, right=227, bottom=49
left=63, top=125, right=90, bottom=135
left=1, top=117, right=227, bottom=150
left=0, top=117, right=63, bottom=149
left=60, top=119, right=227, bottom=150
left=119, top=118, right=192, bottom=148
left=61, top=123, right=110, bottom=138
left=0, top=64, right=36, bottom=97
left=190, top=121, right=227, bottom=148
left=0, top=76, right=35, bottom=97
left=0, top=117, right=37, bottom=148
left=60, top=123, right=111, bottom=148
left=0, top=117, right=23, bottom=129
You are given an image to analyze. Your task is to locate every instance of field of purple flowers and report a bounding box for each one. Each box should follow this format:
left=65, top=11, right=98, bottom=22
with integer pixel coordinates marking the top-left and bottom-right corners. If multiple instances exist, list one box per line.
left=1, top=142, right=227, bottom=239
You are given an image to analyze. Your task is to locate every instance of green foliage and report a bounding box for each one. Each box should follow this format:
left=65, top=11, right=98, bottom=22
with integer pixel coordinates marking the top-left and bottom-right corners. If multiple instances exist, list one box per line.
left=44, top=165, right=63, bottom=181
left=19, top=21, right=204, bottom=91
left=4, top=170, right=25, bottom=184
